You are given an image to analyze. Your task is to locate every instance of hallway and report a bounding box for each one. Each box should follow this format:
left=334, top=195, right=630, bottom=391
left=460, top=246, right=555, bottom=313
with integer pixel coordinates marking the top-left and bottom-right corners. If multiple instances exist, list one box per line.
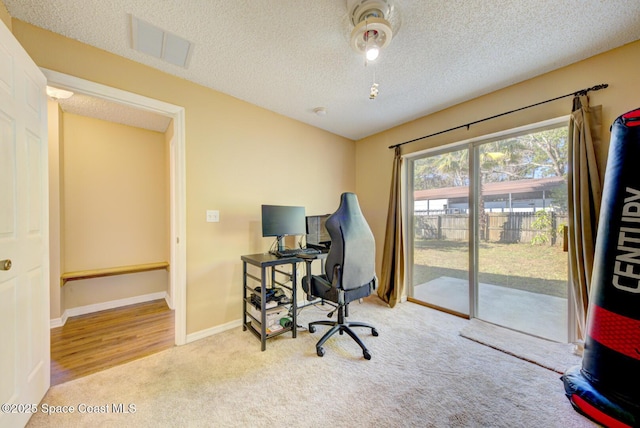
left=50, top=299, right=174, bottom=385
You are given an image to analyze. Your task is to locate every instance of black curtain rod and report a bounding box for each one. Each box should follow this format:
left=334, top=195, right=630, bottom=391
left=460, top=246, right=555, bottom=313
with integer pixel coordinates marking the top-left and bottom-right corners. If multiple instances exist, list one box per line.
left=388, top=83, right=609, bottom=149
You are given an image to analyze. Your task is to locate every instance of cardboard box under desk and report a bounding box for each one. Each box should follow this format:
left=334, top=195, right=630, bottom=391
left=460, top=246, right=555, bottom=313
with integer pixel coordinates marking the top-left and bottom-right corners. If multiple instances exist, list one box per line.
left=248, top=305, right=288, bottom=327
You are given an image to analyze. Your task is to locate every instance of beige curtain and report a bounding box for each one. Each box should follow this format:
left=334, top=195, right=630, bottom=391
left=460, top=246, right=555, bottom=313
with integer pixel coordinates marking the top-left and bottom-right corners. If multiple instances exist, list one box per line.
left=378, top=146, right=405, bottom=307
left=567, top=94, right=602, bottom=340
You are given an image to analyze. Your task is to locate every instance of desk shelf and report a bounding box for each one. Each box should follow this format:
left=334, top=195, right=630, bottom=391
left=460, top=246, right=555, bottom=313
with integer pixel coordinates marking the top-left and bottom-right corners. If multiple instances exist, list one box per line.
left=241, top=253, right=299, bottom=351
left=244, top=297, right=291, bottom=337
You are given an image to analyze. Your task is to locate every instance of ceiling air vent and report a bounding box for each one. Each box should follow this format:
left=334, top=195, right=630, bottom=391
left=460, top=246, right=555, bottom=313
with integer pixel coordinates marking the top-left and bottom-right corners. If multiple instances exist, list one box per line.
left=130, top=15, right=192, bottom=68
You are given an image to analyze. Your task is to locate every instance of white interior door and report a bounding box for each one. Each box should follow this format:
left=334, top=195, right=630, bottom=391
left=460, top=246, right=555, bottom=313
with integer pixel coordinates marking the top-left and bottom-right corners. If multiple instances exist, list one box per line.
left=0, top=21, right=50, bottom=428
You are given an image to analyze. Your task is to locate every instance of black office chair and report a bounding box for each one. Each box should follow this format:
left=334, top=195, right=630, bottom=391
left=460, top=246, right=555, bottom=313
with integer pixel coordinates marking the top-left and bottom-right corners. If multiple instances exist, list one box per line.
left=302, top=192, right=378, bottom=359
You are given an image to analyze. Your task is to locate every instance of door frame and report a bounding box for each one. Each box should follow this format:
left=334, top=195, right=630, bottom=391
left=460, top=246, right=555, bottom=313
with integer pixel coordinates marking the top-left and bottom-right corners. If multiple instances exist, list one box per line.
left=41, top=68, right=187, bottom=345
left=404, top=116, right=575, bottom=341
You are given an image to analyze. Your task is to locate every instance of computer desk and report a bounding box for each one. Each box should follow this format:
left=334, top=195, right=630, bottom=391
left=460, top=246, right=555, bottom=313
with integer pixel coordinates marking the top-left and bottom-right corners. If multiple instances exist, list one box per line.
left=241, top=251, right=328, bottom=351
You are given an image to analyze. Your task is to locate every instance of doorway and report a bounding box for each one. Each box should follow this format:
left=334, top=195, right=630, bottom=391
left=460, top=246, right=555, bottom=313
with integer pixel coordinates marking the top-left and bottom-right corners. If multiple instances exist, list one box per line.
left=43, top=69, right=187, bottom=345
left=409, top=118, right=570, bottom=342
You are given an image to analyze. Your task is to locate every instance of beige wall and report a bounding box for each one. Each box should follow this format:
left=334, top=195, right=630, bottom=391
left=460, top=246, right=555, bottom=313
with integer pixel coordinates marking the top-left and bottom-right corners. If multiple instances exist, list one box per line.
left=10, top=20, right=355, bottom=334
left=63, top=113, right=168, bottom=270
left=355, top=40, right=640, bottom=277
left=61, top=113, right=168, bottom=307
left=0, top=0, right=10, bottom=31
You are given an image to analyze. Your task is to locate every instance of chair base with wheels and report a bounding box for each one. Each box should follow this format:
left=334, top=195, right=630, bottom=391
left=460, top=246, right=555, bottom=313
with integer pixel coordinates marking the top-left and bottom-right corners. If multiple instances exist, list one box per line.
left=308, top=303, right=378, bottom=359
left=303, top=264, right=378, bottom=359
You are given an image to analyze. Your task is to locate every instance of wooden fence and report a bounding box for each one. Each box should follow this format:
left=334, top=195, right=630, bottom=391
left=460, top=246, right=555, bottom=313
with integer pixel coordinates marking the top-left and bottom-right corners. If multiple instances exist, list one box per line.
left=414, top=211, right=567, bottom=245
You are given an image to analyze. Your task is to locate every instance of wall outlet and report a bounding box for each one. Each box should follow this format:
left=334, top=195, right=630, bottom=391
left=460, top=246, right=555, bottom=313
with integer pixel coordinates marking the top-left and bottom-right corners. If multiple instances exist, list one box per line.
left=206, top=210, right=219, bottom=223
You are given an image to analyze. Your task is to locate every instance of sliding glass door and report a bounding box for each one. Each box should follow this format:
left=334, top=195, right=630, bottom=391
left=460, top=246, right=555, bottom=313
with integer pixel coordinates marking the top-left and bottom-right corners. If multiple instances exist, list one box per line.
left=409, top=121, right=569, bottom=342
left=411, top=147, right=470, bottom=316
left=475, top=127, right=569, bottom=341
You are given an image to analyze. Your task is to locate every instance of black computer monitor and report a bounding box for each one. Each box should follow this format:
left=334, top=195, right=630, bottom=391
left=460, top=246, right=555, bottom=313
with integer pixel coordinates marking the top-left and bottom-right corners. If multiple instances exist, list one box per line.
left=261, top=205, right=306, bottom=251
left=306, top=214, right=331, bottom=249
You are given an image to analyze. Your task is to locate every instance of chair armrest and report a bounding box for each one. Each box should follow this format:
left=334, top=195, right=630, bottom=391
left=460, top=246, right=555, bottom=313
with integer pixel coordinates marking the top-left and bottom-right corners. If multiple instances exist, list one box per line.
left=300, top=258, right=315, bottom=301
left=331, top=265, right=344, bottom=305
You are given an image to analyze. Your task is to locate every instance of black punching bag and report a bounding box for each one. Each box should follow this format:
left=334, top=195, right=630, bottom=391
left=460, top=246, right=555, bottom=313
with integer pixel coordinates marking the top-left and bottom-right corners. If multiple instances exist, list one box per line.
left=563, top=107, right=640, bottom=427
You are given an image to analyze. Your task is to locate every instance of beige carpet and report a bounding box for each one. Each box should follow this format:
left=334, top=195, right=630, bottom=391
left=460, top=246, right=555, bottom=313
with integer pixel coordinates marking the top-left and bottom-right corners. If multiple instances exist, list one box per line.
left=27, top=297, right=595, bottom=427
left=459, top=318, right=581, bottom=374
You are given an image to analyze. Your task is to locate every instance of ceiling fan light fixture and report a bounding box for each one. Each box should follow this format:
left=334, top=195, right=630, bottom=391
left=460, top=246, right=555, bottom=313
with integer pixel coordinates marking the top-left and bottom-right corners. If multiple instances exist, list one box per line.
left=350, top=17, right=393, bottom=61
left=347, top=0, right=399, bottom=63
left=348, top=0, right=392, bottom=26
left=366, top=45, right=379, bottom=61
left=364, top=28, right=381, bottom=60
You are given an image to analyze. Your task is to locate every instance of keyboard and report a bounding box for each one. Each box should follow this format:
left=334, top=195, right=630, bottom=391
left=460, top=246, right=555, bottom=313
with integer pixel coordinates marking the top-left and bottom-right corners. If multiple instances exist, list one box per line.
left=274, top=248, right=321, bottom=258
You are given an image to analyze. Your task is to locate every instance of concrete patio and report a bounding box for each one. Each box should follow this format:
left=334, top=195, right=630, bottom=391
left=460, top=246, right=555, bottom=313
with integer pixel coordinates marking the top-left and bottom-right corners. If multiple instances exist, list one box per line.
left=413, top=276, right=568, bottom=342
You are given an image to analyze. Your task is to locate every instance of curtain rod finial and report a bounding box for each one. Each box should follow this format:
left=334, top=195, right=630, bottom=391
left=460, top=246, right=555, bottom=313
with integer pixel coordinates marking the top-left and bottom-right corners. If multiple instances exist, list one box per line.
left=590, top=83, right=608, bottom=91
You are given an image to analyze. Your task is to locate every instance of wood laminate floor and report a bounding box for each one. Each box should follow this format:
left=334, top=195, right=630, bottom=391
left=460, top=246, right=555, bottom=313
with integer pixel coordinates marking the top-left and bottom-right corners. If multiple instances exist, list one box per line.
left=50, top=299, right=175, bottom=386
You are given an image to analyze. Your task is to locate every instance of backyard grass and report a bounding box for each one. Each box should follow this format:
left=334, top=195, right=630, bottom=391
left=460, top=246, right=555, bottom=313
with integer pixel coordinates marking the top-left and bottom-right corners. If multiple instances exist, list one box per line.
left=413, top=239, right=568, bottom=298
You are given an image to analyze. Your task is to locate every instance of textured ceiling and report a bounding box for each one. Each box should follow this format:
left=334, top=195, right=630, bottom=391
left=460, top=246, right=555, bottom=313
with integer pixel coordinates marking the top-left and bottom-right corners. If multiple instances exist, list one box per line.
left=6, top=0, right=640, bottom=140
left=56, top=94, right=171, bottom=132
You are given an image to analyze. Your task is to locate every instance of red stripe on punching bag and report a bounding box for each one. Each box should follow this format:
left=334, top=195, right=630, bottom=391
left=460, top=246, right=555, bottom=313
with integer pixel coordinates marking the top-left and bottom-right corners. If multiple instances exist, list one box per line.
left=588, top=305, right=640, bottom=360
left=622, top=108, right=640, bottom=126
left=571, top=395, right=632, bottom=428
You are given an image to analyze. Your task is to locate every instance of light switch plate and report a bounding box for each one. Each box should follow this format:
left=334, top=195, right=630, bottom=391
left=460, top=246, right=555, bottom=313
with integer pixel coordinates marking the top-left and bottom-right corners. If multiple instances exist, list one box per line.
left=206, top=210, right=219, bottom=222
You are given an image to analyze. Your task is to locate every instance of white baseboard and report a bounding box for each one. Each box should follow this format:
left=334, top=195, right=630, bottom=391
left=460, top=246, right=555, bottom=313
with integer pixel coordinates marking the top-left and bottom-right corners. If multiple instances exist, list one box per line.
left=49, top=312, right=68, bottom=328
left=186, top=318, right=242, bottom=343
left=50, top=291, right=168, bottom=329
left=165, top=292, right=175, bottom=310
